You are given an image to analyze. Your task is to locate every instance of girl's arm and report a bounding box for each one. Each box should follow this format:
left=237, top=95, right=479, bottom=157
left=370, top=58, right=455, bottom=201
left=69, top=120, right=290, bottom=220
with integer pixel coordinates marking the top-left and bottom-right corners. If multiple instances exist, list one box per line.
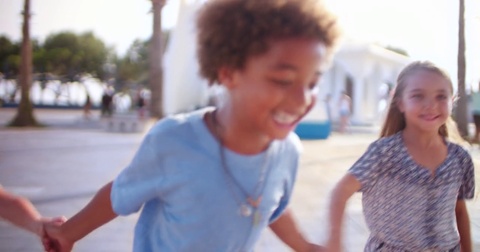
left=269, top=208, right=321, bottom=252
left=326, top=173, right=361, bottom=252
left=455, top=200, right=472, bottom=252
left=44, top=181, right=118, bottom=252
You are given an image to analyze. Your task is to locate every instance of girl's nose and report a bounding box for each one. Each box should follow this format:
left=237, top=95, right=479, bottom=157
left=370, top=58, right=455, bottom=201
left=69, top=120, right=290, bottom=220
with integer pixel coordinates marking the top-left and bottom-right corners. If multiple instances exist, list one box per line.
left=423, top=97, right=437, bottom=109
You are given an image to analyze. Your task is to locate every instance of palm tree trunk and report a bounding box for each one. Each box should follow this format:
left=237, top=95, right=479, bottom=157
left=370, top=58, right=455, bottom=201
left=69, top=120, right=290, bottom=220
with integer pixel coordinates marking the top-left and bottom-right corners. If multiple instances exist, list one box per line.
left=9, top=0, right=38, bottom=126
left=454, top=0, right=468, bottom=137
left=149, top=0, right=166, bottom=118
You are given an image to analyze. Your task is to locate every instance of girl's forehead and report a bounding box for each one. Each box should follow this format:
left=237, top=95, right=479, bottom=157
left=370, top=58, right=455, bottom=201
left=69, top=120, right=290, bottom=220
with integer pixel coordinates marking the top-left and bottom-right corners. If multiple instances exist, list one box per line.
left=403, top=70, right=452, bottom=92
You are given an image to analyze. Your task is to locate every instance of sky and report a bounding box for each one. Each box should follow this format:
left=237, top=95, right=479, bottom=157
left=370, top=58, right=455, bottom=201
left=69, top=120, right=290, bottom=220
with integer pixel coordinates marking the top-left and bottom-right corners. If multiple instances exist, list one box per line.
left=1, top=0, right=479, bottom=89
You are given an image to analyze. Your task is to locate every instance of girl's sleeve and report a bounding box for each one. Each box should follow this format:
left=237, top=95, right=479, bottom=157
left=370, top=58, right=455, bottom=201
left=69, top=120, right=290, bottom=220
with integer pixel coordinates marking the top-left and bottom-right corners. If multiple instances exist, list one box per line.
left=458, top=152, right=475, bottom=200
left=348, top=141, right=384, bottom=192
left=111, top=133, right=165, bottom=215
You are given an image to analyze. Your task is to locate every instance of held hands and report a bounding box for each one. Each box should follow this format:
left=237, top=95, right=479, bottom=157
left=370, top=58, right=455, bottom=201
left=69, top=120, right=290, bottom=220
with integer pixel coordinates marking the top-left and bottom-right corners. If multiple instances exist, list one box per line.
left=307, top=243, right=325, bottom=252
left=42, top=219, right=74, bottom=252
left=323, top=239, right=342, bottom=252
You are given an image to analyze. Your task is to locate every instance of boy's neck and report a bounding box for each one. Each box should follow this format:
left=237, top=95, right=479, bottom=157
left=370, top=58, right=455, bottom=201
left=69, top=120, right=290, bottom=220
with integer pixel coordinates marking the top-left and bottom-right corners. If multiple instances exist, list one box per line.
left=206, top=109, right=272, bottom=155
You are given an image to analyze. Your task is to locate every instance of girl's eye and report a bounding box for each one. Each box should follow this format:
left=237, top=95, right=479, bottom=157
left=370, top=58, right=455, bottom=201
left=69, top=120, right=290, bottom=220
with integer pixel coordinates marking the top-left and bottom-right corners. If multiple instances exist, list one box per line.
left=411, top=94, right=423, bottom=99
left=436, top=94, right=447, bottom=100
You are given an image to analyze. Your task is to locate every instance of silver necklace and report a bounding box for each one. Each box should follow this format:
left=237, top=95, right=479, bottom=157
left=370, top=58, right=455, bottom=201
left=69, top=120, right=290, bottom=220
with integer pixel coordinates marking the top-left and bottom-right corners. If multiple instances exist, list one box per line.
left=211, top=110, right=271, bottom=225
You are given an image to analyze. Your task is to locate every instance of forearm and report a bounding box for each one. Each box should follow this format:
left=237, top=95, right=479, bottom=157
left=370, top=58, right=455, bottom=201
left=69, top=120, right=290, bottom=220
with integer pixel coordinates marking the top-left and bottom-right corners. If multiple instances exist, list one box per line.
left=456, top=201, right=472, bottom=252
left=328, top=189, right=348, bottom=243
left=61, top=182, right=118, bottom=243
left=327, top=174, right=359, bottom=249
left=269, top=208, right=313, bottom=252
left=0, top=195, right=43, bottom=235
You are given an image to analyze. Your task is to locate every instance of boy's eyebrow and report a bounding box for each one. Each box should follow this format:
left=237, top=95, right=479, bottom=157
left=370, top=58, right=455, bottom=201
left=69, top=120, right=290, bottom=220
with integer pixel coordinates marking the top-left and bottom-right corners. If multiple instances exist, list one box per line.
left=271, top=63, right=297, bottom=71
left=271, top=63, right=323, bottom=75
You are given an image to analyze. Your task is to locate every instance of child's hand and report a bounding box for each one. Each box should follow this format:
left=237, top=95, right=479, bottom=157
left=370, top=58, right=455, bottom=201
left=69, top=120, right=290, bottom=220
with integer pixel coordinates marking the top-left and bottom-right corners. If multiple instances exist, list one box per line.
left=324, top=239, right=341, bottom=252
left=307, top=243, right=325, bottom=252
left=42, top=220, right=73, bottom=252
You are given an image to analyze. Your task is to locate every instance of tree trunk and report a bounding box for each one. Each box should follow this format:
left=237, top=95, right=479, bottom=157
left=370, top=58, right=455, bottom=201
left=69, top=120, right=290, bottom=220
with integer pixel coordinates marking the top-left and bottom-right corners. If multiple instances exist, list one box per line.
left=454, top=0, right=468, bottom=137
left=9, top=0, right=38, bottom=127
left=149, top=0, right=166, bottom=118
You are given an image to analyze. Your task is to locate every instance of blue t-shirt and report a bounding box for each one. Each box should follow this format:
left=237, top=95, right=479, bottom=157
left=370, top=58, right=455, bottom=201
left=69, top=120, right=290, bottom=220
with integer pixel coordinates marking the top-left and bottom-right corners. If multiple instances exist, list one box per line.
left=111, top=108, right=302, bottom=252
left=349, top=132, right=475, bottom=251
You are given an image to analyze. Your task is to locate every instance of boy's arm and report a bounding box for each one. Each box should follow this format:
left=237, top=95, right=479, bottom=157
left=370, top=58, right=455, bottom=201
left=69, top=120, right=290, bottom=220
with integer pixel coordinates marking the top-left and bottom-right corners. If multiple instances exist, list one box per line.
left=269, top=208, right=321, bottom=252
left=44, top=181, right=118, bottom=252
left=326, top=173, right=360, bottom=252
left=455, top=200, right=472, bottom=252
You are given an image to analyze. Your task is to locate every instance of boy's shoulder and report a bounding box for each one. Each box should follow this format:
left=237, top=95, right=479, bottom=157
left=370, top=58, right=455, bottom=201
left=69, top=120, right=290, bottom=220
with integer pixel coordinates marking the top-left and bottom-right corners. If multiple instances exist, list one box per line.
left=148, top=107, right=213, bottom=137
left=281, top=132, right=303, bottom=154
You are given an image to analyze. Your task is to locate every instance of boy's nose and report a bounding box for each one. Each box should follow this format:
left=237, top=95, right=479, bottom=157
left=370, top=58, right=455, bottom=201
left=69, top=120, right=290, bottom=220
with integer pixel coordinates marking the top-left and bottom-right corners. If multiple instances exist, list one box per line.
left=290, top=87, right=315, bottom=109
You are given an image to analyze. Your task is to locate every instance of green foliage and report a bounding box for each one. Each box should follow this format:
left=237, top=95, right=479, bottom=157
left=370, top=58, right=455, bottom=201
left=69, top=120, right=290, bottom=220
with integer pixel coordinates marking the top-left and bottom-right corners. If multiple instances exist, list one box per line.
left=0, top=35, right=21, bottom=79
left=41, top=31, right=111, bottom=81
left=0, top=29, right=172, bottom=89
left=116, top=39, right=149, bottom=88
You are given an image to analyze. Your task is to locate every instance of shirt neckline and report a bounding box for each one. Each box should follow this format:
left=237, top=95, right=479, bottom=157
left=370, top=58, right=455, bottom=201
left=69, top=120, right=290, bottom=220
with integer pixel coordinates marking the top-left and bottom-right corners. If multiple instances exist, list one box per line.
left=397, top=131, right=452, bottom=179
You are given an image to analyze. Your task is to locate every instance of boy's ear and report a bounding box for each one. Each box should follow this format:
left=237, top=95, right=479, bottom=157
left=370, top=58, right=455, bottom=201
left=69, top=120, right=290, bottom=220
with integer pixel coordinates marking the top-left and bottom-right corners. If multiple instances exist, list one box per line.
left=218, top=67, right=236, bottom=89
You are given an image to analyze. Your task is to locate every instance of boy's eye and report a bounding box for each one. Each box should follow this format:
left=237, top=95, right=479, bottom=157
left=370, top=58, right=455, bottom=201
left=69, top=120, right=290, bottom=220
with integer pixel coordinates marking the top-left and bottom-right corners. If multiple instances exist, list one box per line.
left=271, top=79, right=292, bottom=86
left=308, top=82, right=319, bottom=91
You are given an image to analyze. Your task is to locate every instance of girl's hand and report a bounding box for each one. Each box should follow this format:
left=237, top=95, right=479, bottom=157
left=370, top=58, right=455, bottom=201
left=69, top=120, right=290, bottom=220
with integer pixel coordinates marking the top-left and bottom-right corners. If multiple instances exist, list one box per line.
left=42, top=221, right=73, bottom=252
left=307, top=243, right=325, bottom=252
left=324, top=239, right=342, bottom=252
left=36, top=216, right=66, bottom=236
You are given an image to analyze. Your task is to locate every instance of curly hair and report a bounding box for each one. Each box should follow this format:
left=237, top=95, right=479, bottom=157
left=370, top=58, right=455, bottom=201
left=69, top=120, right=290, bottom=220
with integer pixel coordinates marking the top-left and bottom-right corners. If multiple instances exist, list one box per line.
left=196, top=0, right=341, bottom=85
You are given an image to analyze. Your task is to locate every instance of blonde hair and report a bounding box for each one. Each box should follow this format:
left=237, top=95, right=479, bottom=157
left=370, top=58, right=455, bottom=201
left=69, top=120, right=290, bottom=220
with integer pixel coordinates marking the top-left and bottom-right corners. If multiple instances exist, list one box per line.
left=380, top=61, right=454, bottom=138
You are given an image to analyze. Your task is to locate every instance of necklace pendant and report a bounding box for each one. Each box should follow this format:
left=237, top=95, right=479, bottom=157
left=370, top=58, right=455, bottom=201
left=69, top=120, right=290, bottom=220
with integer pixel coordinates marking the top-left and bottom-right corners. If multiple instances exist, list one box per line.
left=253, top=210, right=261, bottom=226
left=240, top=204, right=252, bottom=217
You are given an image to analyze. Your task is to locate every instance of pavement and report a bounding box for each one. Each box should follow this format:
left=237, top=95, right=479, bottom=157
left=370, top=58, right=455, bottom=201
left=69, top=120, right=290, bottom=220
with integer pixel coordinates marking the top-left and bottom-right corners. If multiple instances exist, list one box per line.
left=0, top=108, right=479, bottom=252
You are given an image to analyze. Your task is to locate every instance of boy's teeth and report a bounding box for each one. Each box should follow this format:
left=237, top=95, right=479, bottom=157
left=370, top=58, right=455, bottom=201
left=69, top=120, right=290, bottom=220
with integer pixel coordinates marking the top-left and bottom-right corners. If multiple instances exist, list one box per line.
left=274, top=113, right=296, bottom=124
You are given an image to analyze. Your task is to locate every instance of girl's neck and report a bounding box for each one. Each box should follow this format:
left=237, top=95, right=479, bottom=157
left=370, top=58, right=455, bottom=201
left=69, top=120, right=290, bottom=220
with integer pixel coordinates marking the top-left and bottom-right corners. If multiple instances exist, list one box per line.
left=206, top=108, right=272, bottom=155
left=402, top=126, right=444, bottom=148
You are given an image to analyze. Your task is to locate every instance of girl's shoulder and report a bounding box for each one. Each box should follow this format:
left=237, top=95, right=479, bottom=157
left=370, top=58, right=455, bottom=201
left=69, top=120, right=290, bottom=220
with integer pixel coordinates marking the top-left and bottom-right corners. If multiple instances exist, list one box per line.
left=371, top=132, right=402, bottom=149
left=446, top=140, right=472, bottom=160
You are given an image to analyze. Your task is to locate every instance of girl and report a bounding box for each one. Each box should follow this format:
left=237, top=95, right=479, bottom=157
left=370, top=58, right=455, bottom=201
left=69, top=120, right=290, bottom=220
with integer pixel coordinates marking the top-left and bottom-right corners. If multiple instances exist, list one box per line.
left=326, top=61, right=475, bottom=252
left=43, top=0, right=340, bottom=251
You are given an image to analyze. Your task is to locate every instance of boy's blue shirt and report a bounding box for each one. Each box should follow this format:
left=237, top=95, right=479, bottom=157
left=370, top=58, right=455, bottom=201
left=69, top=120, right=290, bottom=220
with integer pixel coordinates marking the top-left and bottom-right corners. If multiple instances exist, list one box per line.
left=111, top=107, right=302, bottom=252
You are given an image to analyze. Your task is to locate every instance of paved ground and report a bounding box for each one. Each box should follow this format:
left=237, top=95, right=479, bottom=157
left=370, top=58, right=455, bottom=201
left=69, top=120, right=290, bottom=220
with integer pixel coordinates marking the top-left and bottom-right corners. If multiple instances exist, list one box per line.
left=0, top=108, right=479, bottom=252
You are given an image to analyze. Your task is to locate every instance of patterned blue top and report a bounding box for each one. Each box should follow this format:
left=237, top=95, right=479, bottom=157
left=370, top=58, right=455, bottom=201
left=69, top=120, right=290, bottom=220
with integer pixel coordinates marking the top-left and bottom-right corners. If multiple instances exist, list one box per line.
left=110, top=107, right=302, bottom=252
left=349, top=132, right=475, bottom=251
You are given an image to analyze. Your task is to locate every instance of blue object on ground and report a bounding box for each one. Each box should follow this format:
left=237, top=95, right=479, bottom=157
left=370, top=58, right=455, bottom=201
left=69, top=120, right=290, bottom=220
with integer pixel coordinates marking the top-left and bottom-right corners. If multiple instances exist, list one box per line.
left=295, top=121, right=331, bottom=139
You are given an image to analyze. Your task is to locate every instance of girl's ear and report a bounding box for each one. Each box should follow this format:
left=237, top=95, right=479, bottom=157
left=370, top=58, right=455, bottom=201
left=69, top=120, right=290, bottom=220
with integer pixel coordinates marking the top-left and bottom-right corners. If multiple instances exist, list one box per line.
left=217, top=67, right=236, bottom=90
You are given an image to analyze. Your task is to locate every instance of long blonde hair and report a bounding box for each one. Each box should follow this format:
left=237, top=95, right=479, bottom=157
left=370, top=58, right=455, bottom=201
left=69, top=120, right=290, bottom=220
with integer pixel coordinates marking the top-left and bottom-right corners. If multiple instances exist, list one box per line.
left=379, top=61, right=454, bottom=138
